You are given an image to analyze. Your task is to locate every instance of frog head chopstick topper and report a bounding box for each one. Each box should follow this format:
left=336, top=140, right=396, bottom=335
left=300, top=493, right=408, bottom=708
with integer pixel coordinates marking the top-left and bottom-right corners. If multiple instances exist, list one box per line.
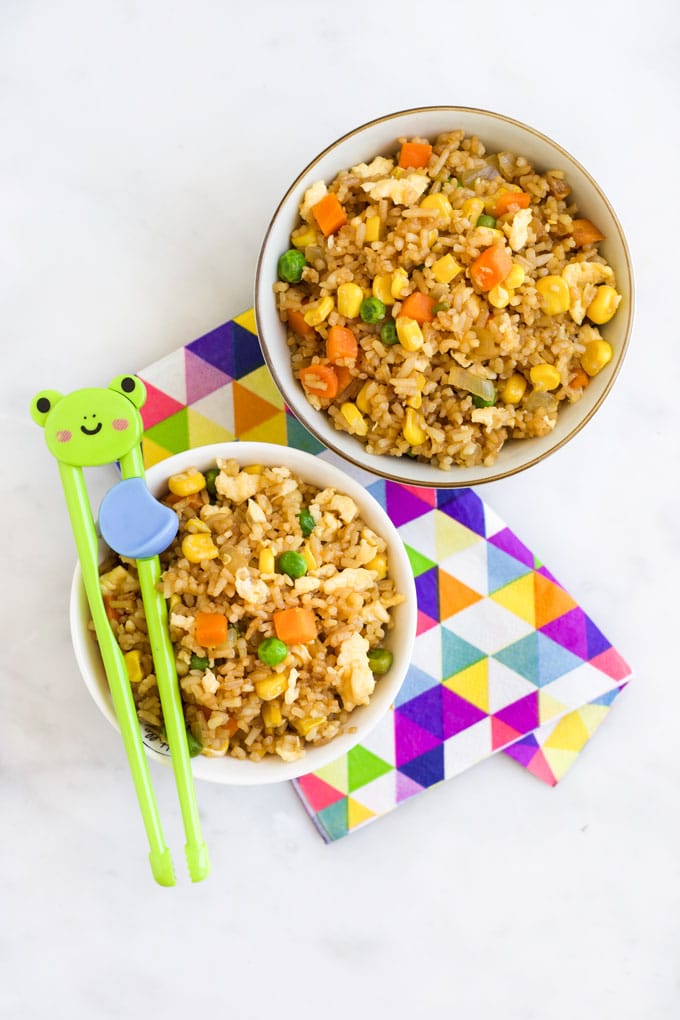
left=31, top=376, right=209, bottom=886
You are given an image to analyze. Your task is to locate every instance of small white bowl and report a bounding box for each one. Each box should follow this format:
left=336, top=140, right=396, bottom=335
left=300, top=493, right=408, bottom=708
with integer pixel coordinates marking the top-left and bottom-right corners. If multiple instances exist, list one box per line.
left=255, top=106, right=634, bottom=488
left=70, top=442, right=417, bottom=784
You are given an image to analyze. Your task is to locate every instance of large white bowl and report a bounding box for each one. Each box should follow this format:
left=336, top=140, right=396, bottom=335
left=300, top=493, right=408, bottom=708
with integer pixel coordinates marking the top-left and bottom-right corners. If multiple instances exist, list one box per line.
left=255, top=106, right=634, bottom=488
left=70, top=442, right=417, bottom=784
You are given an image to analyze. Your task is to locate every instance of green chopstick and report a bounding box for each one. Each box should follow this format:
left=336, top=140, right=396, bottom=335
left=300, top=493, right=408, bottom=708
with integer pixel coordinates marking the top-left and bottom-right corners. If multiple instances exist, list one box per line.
left=31, top=375, right=209, bottom=886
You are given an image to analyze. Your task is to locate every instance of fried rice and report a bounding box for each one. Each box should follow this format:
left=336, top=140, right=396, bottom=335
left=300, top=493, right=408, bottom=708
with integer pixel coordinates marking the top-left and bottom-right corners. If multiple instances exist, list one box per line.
left=97, top=459, right=403, bottom=762
left=274, top=129, right=622, bottom=469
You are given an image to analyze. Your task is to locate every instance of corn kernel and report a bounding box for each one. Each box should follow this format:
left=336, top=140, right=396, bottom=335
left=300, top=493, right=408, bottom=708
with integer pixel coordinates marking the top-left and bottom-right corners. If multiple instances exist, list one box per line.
left=302, top=541, right=318, bottom=572
left=505, top=264, right=526, bottom=289
left=407, top=374, right=426, bottom=408
left=243, top=464, right=264, bottom=475
left=431, top=253, right=463, bottom=285
left=255, top=673, right=288, bottom=702
left=488, top=284, right=512, bottom=309
left=396, top=316, right=424, bottom=352
left=168, top=593, right=182, bottom=611
left=356, top=381, right=372, bottom=414
left=290, top=224, right=316, bottom=249
left=529, top=363, right=562, bottom=392
left=340, top=402, right=369, bottom=436
left=581, top=339, right=613, bottom=377
left=364, top=215, right=382, bottom=243
left=586, top=285, right=621, bottom=325
left=168, top=468, right=206, bottom=497
left=336, top=282, right=364, bottom=319
left=420, top=192, right=453, bottom=223
left=462, top=197, right=485, bottom=222
left=372, top=274, right=395, bottom=305
left=501, top=374, right=528, bottom=405
left=536, top=275, right=570, bottom=315
left=124, top=650, right=143, bottom=684
left=262, top=700, right=283, bottom=729
left=181, top=533, right=219, bottom=563
left=185, top=517, right=210, bottom=534
left=366, top=554, right=388, bottom=580
left=294, top=715, right=326, bottom=737
left=303, top=296, right=334, bottom=326
left=403, top=406, right=427, bottom=446
left=99, top=564, right=128, bottom=593
left=259, top=548, right=275, bottom=574
left=391, top=267, right=410, bottom=299
left=477, top=226, right=504, bottom=241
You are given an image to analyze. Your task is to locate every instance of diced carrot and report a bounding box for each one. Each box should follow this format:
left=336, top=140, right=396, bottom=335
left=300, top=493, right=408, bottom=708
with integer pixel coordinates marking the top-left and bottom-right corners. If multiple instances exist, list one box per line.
left=326, top=325, right=358, bottom=363
left=469, top=245, right=514, bottom=292
left=312, top=193, right=347, bottom=236
left=399, top=291, right=435, bottom=323
left=272, top=607, right=318, bottom=645
left=103, top=595, right=119, bottom=622
left=492, top=190, right=531, bottom=217
left=569, top=368, right=590, bottom=390
left=299, top=364, right=339, bottom=400
left=398, top=141, right=432, bottom=169
left=195, top=612, right=228, bottom=647
left=287, top=308, right=317, bottom=338
left=571, top=218, right=605, bottom=247
left=334, top=365, right=353, bottom=394
left=225, top=717, right=239, bottom=737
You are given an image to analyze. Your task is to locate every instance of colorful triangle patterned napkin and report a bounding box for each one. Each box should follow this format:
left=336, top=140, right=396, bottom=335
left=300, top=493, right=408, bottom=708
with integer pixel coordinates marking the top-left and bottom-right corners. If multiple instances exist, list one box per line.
left=137, top=310, right=631, bottom=842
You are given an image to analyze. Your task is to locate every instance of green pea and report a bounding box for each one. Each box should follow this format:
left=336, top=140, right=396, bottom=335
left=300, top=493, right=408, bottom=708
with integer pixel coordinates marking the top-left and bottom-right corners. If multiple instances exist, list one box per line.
left=472, top=391, right=497, bottom=408
left=360, top=296, right=386, bottom=324
left=277, top=249, right=307, bottom=283
left=298, top=508, right=316, bottom=537
left=380, top=321, right=399, bottom=345
left=278, top=550, right=307, bottom=578
left=257, top=637, right=289, bottom=667
left=368, top=648, right=393, bottom=675
left=204, top=467, right=219, bottom=499
left=432, top=302, right=449, bottom=314
left=456, top=179, right=464, bottom=188
left=476, top=213, right=497, bottom=228
left=186, top=728, right=203, bottom=757
left=190, top=653, right=210, bottom=670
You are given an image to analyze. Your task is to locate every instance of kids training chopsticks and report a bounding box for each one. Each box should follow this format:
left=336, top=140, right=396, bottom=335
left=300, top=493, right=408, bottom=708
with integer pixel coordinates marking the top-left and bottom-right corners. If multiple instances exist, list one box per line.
left=31, top=375, right=209, bottom=886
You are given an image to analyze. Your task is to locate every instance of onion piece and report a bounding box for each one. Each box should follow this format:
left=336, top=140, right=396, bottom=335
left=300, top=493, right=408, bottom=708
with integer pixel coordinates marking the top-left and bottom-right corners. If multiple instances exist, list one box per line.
left=449, top=366, right=496, bottom=403
left=460, top=162, right=501, bottom=187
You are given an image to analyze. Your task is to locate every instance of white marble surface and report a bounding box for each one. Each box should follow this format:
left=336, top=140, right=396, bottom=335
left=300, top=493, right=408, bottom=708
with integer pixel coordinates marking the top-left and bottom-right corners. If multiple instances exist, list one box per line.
left=2, top=1, right=678, bottom=1016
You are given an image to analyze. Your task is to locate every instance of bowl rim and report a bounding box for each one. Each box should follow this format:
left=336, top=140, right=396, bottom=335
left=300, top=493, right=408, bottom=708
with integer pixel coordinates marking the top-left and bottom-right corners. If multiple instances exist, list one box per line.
left=254, top=104, right=635, bottom=488
left=70, top=440, right=418, bottom=784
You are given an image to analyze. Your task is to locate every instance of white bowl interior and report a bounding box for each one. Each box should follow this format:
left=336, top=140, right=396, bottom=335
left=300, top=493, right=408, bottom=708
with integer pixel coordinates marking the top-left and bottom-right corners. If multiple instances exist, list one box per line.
left=255, top=107, right=633, bottom=488
left=70, top=442, right=417, bottom=784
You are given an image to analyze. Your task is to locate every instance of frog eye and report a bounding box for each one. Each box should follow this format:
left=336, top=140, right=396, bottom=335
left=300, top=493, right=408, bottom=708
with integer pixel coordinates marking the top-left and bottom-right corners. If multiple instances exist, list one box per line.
left=30, top=389, right=63, bottom=428
left=108, top=374, right=146, bottom=409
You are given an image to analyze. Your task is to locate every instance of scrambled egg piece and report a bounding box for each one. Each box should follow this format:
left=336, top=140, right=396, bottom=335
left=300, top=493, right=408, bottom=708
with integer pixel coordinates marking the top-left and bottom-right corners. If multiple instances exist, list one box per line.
left=360, top=173, right=430, bottom=206
left=234, top=567, right=269, bottom=606
left=323, top=568, right=376, bottom=594
left=215, top=471, right=259, bottom=504
left=299, top=180, right=327, bottom=223
left=506, top=207, right=533, bottom=252
left=312, top=488, right=359, bottom=523
left=201, top=670, right=220, bottom=695
left=336, top=633, right=375, bottom=710
left=350, top=156, right=394, bottom=179
left=562, top=261, right=614, bottom=324
left=294, top=577, right=321, bottom=594
left=246, top=498, right=266, bottom=524
left=470, top=406, right=516, bottom=430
